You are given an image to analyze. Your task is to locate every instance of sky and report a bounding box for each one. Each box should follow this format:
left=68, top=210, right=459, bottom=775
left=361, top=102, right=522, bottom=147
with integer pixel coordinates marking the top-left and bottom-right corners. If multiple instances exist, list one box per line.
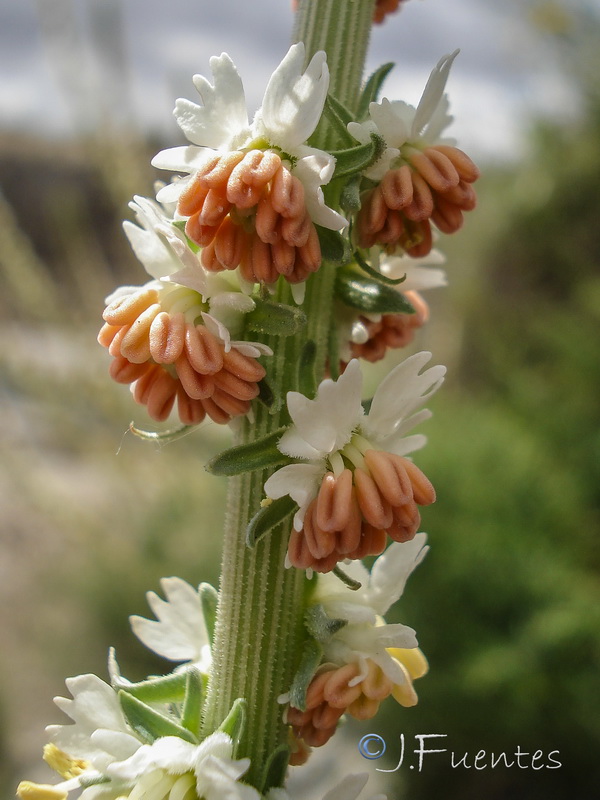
left=0, top=0, right=591, bottom=162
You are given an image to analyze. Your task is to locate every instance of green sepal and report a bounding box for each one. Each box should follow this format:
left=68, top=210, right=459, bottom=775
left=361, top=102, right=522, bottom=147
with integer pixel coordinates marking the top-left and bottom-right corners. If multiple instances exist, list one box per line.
left=332, top=564, right=362, bottom=591
left=129, top=423, right=196, bottom=443
left=245, top=299, right=307, bottom=337
left=357, top=62, right=395, bottom=120
left=118, top=690, right=198, bottom=744
left=199, top=582, right=219, bottom=643
left=297, top=339, right=317, bottom=399
left=246, top=495, right=298, bottom=548
left=322, top=95, right=356, bottom=146
left=330, top=134, right=386, bottom=180
left=316, top=226, right=352, bottom=266
left=354, top=250, right=407, bottom=286
left=260, top=745, right=291, bottom=794
left=340, top=174, right=363, bottom=214
left=288, top=638, right=323, bottom=712
left=335, top=269, right=416, bottom=315
left=111, top=671, right=187, bottom=704
left=305, top=603, right=348, bottom=643
left=205, top=428, right=289, bottom=476
left=217, top=698, right=247, bottom=750
left=181, top=668, right=205, bottom=738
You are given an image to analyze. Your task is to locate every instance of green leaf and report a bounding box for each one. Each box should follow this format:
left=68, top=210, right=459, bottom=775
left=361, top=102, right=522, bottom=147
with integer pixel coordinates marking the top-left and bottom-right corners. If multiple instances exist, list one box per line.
left=330, top=134, right=386, bottom=180
left=218, top=698, right=247, bottom=750
left=260, top=745, right=291, bottom=793
left=181, top=668, right=205, bottom=737
left=111, top=671, right=187, bottom=704
left=199, top=582, right=219, bottom=642
left=119, top=691, right=198, bottom=744
left=340, top=174, right=363, bottom=213
left=354, top=249, right=407, bottom=285
left=357, top=62, right=395, bottom=120
left=289, top=639, right=323, bottom=712
left=305, top=604, right=348, bottom=643
left=322, top=95, right=356, bottom=146
left=316, top=226, right=352, bottom=266
left=245, top=299, right=307, bottom=337
left=205, top=428, right=289, bottom=476
left=335, top=269, right=416, bottom=315
left=246, top=495, right=298, bottom=548
left=297, top=340, right=317, bottom=399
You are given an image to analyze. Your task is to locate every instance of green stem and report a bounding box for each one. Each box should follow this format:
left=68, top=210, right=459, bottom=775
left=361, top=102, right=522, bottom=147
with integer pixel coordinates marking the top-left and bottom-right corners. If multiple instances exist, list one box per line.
left=201, top=0, right=376, bottom=789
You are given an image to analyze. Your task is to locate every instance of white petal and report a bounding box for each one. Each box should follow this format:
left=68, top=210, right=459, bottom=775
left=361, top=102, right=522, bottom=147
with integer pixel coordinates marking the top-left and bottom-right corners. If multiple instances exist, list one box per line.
left=411, top=50, right=459, bottom=139
left=259, top=44, right=329, bottom=151
left=293, top=152, right=347, bottom=230
left=174, top=54, right=249, bottom=149
left=166, top=266, right=209, bottom=298
left=264, top=463, right=323, bottom=528
left=151, top=145, right=216, bottom=174
left=366, top=535, right=429, bottom=614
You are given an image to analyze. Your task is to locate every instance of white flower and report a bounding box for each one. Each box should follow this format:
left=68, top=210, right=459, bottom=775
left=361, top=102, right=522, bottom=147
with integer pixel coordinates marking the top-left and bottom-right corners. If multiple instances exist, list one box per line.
left=264, top=353, right=445, bottom=530
left=129, top=577, right=212, bottom=673
left=348, top=50, right=459, bottom=180
left=267, top=773, right=386, bottom=800
left=311, top=535, right=429, bottom=686
left=152, top=43, right=346, bottom=231
left=378, top=249, right=447, bottom=292
left=107, top=732, right=260, bottom=800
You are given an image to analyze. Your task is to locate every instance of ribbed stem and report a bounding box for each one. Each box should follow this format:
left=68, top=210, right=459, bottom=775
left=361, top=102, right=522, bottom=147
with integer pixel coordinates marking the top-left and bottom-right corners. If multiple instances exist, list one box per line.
left=201, top=0, right=376, bottom=789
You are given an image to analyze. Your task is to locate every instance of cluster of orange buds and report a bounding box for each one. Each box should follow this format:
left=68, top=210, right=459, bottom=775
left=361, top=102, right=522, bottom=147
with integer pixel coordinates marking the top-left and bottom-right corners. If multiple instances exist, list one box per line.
left=98, top=283, right=267, bottom=425
left=287, top=449, right=435, bottom=573
left=287, top=649, right=427, bottom=762
left=348, top=289, right=429, bottom=363
left=356, top=144, right=479, bottom=256
left=373, top=0, right=408, bottom=25
left=178, top=149, right=322, bottom=285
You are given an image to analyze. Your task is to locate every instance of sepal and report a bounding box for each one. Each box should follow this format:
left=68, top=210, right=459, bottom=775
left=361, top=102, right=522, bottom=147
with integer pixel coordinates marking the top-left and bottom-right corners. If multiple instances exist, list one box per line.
left=205, top=428, right=290, bottom=476
left=110, top=660, right=187, bottom=704
left=330, top=134, right=386, bottom=180
left=305, top=603, right=348, bottom=643
left=260, top=745, right=290, bottom=794
left=316, top=226, right=352, bottom=266
left=288, top=638, right=323, bottom=712
left=199, top=582, right=219, bottom=642
left=246, top=495, right=298, bottom=548
left=336, top=268, right=416, bottom=314
left=181, top=668, right=205, bottom=738
left=340, top=174, right=362, bottom=213
left=118, top=690, right=199, bottom=744
left=322, top=95, right=356, bottom=146
left=356, top=62, right=395, bottom=120
left=245, top=299, right=307, bottom=337
left=217, top=698, right=246, bottom=751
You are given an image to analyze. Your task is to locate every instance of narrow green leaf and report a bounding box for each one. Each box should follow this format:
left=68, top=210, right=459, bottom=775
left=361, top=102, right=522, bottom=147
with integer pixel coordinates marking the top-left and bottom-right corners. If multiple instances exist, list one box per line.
left=111, top=671, right=187, bottom=703
left=305, top=604, right=348, bottom=643
left=199, top=582, right=219, bottom=642
left=289, top=639, right=323, bottom=712
left=330, top=134, right=385, bottom=180
left=218, top=698, right=247, bottom=750
left=322, top=95, right=356, bottom=146
left=316, top=226, right=352, bottom=266
left=332, top=564, right=362, bottom=591
left=335, top=270, right=416, bottom=315
left=246, top=495, right=298, bottom=548
left=181, top=668, right=204, bottom=737
left=340, top=174, right=363, bottom=213
left=354, top=250, right=407, bottom=285
left=357, top=62, right=395, bottom=120
left=297, top=340, right=317, bottom=399
left=205, top=428, right=289, bottom=476
left=119, top=691, right=198, bottom=744
left=245, top=299, right=307, bottom=337
left=260, top=745, right=291, bottom=793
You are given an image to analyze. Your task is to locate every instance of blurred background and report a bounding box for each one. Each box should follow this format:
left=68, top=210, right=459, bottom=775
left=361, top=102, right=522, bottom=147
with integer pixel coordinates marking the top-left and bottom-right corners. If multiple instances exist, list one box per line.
left=1, top=0, right=599, bottom=798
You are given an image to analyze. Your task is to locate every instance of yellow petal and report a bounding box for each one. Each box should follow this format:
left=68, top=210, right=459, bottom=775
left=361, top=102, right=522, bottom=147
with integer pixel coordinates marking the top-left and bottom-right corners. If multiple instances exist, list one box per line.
left=16, top=782, right=67, bottom=800
left=387, top=646, right=429, bottom=679
left=43, top=744, right=88, bottom=780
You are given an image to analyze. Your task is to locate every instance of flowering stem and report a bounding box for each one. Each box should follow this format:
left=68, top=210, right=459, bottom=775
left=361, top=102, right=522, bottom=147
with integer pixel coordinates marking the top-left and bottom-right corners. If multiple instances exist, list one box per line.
left=201, top=0, right=376, bottom=787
